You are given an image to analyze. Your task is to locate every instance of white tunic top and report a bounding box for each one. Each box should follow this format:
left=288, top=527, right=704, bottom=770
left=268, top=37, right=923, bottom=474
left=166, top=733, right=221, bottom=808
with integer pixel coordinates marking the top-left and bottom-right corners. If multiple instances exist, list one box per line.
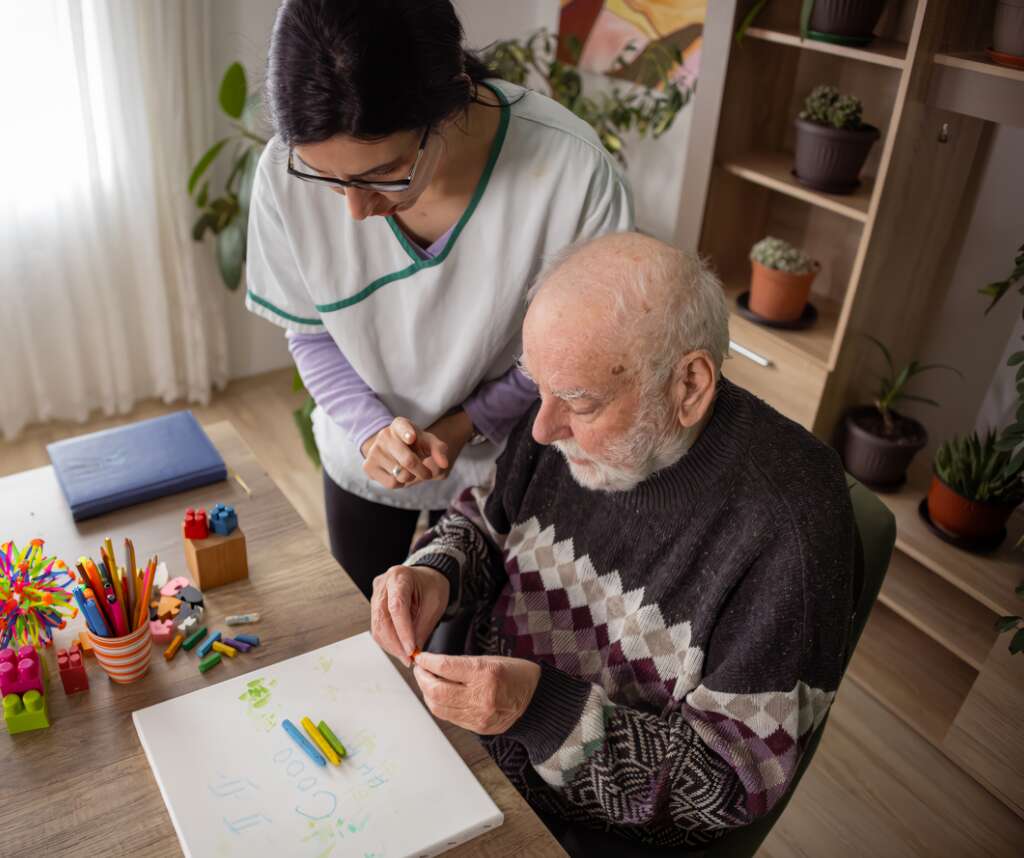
left=245, top=80, right=634, bottom=509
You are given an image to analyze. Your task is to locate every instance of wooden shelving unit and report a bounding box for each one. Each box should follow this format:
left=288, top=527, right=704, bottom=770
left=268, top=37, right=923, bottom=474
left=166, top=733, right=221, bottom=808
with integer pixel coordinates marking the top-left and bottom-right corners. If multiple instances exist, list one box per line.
left=745, top=25, right=909, bottom=68
left=687, top=0, right=1024, bottom=820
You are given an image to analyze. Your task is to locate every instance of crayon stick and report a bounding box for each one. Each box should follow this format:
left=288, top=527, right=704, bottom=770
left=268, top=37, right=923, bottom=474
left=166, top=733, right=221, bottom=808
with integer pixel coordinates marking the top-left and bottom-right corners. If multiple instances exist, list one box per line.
left=317, top=720, right=348, bottom=759
left=301, top=717, right=341, bottom=765
left=282, top=719, right=326, bottom=767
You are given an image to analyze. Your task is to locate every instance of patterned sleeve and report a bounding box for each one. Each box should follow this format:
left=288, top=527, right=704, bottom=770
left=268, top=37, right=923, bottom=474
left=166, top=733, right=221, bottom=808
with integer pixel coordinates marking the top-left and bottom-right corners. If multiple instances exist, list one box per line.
left=500, top=526, right=853, bottom=845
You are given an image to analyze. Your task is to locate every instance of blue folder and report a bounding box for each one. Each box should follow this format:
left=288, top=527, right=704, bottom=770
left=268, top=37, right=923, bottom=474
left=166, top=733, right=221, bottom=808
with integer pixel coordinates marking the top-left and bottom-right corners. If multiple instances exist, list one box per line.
left=47, top=411, right=227, bottom=521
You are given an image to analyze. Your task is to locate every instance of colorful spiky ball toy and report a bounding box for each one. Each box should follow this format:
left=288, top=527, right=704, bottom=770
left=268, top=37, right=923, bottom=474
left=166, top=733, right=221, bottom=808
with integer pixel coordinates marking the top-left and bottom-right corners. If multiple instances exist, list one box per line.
left=0, top=539, right=77, bottom=649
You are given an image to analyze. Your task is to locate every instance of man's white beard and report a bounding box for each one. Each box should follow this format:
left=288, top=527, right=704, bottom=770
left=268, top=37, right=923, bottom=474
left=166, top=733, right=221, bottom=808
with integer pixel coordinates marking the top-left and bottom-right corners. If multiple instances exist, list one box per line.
left=553, top=399, right=694, bottom=493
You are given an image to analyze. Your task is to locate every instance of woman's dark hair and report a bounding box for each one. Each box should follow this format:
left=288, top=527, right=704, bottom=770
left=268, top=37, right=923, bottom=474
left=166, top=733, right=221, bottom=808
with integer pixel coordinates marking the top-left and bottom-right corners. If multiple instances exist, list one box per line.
left=267, top=0, right=494, bottom=144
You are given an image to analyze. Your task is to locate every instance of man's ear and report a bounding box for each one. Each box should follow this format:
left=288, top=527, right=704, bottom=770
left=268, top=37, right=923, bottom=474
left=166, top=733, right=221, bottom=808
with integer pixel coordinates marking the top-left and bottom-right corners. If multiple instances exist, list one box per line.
left=672, top=351, right=717, bottom=429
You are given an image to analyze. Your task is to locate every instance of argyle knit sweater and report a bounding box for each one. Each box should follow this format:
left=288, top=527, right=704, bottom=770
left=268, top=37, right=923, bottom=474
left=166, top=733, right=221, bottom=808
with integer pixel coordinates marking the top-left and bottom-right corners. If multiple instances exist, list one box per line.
left=407, top=379, right=855, bottom=849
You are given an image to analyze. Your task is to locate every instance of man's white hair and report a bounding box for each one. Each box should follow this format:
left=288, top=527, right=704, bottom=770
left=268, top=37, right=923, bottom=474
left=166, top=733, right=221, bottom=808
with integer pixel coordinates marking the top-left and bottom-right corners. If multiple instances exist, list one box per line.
left=527, top=233, right=730, bottom=387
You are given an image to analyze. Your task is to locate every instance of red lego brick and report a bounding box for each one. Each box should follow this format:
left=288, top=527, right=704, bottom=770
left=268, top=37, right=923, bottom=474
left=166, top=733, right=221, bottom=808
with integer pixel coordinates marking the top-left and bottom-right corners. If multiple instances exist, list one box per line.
left=57, top=647, right=89, bottom=695
left=182, top=507, right=209, bottom=540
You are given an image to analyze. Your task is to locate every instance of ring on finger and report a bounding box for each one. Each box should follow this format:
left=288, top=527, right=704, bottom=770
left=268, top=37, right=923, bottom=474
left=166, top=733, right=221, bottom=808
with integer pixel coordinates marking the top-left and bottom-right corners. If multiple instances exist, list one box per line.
left=391, top=465, right=403, bottom=478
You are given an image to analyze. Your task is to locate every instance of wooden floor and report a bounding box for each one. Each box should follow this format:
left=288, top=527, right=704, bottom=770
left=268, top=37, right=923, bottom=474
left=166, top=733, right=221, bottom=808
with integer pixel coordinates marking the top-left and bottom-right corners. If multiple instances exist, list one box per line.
left=3, top=368, right=1022, bottom=857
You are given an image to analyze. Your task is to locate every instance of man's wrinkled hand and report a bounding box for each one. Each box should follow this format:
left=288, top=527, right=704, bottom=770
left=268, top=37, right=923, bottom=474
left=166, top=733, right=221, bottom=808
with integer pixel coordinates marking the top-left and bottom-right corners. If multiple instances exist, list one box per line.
left=370, top=565, right=449, bottom=666
left=412, top=652, right=541, bottom=735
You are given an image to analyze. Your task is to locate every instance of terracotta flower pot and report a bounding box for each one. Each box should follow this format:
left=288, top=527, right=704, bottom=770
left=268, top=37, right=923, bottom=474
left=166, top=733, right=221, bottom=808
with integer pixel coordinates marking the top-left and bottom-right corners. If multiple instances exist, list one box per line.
left=749, top=258, right=818, bottom=323
left=793, top=117, right=880, bottom=195
left=926, top=473, right=1018, bottom=541
left=809, top=0, right=888, bottom=46
left=994, top=0, right=1024, bottom=56
left=841, top=406, right=926, bottom=490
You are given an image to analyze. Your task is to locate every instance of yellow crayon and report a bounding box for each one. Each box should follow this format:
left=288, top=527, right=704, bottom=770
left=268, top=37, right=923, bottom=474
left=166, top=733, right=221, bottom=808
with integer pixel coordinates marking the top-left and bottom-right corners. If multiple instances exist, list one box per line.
left=211, top=641, right=237, bottom=658
left=301, top=717, right=341, bottom=766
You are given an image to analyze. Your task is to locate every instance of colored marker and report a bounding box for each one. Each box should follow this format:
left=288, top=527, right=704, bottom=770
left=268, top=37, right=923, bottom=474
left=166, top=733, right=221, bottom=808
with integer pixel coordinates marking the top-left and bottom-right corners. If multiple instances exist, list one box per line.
left=222, top=637, right=251, bottom=653
left=234, top=634, right=259, bottom=647
left=107, top=594, right=128, bottom=637
left=182, top=626, right=208, bottom=651
left=317, top=720, right=348, bottom=759
left=198, top=651, right=221, bottom=673
left=82, top=595, right=110, bottom=637
left=211, top=641, right=237, bottom=658
left=164, top=633, right=184, bottom=661
left=197, top=631, right=221, bottom=658
left=225, top=613, right=260, bottom=626
left=301, top=717, right=341, bottom=766
left=282, top=719, right=326, bottom=768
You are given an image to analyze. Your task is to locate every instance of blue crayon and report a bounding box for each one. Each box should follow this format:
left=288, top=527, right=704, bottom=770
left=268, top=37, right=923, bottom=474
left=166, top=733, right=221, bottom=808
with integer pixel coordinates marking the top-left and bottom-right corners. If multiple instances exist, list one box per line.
left=282, top=719, right=326, bottom=767
left=196, top=631, right=221, bottom=658
left=234, top=634, right=259, bottom=647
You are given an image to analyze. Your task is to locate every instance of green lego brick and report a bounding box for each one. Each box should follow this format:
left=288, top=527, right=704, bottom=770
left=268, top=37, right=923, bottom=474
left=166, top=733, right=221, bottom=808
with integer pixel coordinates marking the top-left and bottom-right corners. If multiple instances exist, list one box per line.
left=3, top=690, right=50, bottom=734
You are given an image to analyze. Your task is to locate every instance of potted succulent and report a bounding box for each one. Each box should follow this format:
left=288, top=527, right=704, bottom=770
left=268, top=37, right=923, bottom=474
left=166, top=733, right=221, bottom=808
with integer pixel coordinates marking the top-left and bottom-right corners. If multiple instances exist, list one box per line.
left=737, top=1, right=888, bottom=47
left=842, top=337, right=960, bottom=490
left=794, top=85, right=880, bottom=194
left=992, top=0, right=1024, bottom=68
left=747, top=237, right=819, bottom=323
left=928, top=432, right=1024, bottom=545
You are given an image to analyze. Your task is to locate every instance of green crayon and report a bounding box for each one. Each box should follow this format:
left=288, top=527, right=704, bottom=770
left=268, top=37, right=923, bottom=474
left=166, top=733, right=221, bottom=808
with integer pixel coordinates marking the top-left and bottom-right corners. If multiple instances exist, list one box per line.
left=317, top=720, right=347, bottom=758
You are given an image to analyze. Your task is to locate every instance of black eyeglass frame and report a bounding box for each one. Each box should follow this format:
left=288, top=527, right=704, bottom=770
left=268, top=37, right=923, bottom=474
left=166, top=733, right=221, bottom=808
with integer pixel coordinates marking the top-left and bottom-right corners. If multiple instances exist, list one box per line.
left=287, top=127, right=431, bottom=193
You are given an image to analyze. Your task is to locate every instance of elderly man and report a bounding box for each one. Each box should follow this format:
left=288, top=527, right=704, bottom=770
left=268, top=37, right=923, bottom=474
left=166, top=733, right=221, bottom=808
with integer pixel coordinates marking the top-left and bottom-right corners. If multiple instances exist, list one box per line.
left=370, top=232, right=855, bottom=854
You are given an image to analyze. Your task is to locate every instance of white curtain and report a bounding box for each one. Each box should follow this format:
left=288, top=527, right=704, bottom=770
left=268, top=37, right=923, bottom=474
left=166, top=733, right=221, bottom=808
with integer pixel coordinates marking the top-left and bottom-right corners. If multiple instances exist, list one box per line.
left=0, top=0, right=228, bottom=441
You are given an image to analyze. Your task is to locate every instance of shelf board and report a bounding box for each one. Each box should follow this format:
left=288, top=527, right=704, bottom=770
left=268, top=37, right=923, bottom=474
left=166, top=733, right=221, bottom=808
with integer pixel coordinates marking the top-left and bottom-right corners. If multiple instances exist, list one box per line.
left=745, top=25, right=907, bottom=69
left=878, top=550, right=999, bottom=671
left=876, top=482, right=1024, bottom=618
left=721, top=152, right=872, bottom=223
left=929, top=52, right=1024, bottom=127
left=934, top=51, right=1024, bottom=83
left=846, top=603, right=977, bottom=747
left=722, top=278, right=840, bottom=368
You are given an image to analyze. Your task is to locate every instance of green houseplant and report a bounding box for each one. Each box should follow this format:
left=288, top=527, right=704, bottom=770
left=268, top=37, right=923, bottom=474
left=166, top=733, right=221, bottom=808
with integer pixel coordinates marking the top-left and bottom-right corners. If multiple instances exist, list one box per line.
left=737, top=0, right=887, bottom=46
left=928, top=432, right=1024, bottom=543
left=747, top=236, right=819, bottom=323
left=481, top=29, right=691, bottom=166
left=793, top=85, right=880, bottom=194
left=996, top=583, right=1024, bottom=656
left=842, top=337, right=960, bottom=490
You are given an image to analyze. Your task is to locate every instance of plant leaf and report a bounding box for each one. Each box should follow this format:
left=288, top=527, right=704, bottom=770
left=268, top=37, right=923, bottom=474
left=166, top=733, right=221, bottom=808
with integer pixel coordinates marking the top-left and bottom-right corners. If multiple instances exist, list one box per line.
left=1011, top=628, right=1024, bottom=654
left=292, top=367, right=306, bottom=393
left=799, top=0, right=815, bottom=40
left=293, top=396, right=321, bottom=467
left=191, top=211, right=217, bottom=242
left=239, top=145, right=261, bottom=214
left=735, top=0, right=770, bottom=43
left=996, top=615, right=1022, bottom=632
left=188, top=137, right=230, bottom=194
left=215, top=219, right=246, bottom=290
left=219, top=62, right=247, bottom=119
left=196, top=181, right=209, bottom=209
left=897, top=394, right=941, bottom=408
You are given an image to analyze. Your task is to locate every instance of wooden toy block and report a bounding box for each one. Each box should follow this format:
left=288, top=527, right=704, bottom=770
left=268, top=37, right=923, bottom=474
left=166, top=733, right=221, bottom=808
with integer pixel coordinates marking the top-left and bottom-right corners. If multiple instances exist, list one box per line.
left=155, top=595, right=182, bottom=620
left=149, top=619, right=176, bottom=644
left=160, top=576, right=190, bottom=597
left=184, top=527, right=248, bottom=591
left=56, top=647, right=89, bottom=695
left=3, top=689, right=50, bottom=734
left=209, top=503, right=238, bottom=535
left=0, top=645, right=44, bottom=698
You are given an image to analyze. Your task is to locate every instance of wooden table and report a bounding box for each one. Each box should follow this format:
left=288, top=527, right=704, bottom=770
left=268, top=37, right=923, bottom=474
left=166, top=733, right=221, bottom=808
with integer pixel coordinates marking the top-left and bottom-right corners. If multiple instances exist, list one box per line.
left=0, top=421, right=566, bottom=857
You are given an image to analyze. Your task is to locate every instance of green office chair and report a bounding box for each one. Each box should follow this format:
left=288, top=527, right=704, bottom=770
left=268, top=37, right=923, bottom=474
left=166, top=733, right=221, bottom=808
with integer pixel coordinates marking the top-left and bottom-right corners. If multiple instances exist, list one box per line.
left=700, top=476, right=897, bottom=857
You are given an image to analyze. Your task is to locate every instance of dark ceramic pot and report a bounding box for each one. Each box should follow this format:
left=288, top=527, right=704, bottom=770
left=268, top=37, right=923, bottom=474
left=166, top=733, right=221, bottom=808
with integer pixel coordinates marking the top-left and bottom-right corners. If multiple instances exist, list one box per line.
left=927, top=474, right=1019, bottom=541
left=994, top=0, right=1024, bottom=56
left=808, top=0, right=887, bottom=45
left=841, top=406, right=926, bottom=490
left=793, top=117, right=880, bottom=194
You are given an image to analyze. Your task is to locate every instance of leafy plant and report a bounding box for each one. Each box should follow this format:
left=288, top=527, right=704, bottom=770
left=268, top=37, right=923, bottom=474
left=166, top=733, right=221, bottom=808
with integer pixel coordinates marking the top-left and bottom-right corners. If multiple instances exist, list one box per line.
left=865, top=336, right=960, bottom=436
left=750, top=236, right=816, bottom=274
left=935, top=431, right=1024, bottom=504
left=800, top=85, right=865, bottom=130
left=482, top=29, right=692, bottom=165
left=736, top=0, right=815, bottom=43
left=188, top=63, right=268, bottom=290
left=995, top=583, right=1024, bottom=656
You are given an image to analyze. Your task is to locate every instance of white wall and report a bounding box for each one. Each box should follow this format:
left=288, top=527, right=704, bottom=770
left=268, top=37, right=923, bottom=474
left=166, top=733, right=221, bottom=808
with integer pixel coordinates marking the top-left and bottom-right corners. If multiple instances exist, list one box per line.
left=902, top=124, right=1024, bottom=483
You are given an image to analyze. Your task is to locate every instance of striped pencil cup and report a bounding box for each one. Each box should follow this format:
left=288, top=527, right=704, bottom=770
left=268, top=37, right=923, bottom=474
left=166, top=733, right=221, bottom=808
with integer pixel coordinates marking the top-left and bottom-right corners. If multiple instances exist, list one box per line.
left=87, top=621, right=152, bottom=684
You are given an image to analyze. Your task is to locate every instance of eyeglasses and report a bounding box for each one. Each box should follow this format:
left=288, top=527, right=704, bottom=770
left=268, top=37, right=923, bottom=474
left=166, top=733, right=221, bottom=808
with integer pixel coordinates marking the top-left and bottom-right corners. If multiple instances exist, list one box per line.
left=287, top=127, right=431, bottom=193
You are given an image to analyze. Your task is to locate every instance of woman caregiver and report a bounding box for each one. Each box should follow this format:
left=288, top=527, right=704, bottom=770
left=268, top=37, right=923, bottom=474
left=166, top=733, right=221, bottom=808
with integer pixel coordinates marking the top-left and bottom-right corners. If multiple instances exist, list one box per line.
left=246, top=0, right=633, bottom=599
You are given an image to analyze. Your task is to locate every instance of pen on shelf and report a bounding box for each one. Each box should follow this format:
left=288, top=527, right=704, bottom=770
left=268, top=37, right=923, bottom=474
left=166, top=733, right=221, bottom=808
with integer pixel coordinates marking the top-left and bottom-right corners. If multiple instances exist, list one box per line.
left=230, top=469, right=252, bottom=497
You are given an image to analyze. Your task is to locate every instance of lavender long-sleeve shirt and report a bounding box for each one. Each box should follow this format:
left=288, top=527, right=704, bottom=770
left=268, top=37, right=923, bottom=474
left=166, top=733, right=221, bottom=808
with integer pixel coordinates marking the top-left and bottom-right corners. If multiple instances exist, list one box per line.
left=288, top=223, right=538, bottom=453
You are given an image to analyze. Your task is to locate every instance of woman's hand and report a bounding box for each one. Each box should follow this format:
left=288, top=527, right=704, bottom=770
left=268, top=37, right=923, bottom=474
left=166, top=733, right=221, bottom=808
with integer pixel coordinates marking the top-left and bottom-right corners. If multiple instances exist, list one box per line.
left=361, top=417, right=449, bottom=489
left=421, top=410, right=475, bottom=481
